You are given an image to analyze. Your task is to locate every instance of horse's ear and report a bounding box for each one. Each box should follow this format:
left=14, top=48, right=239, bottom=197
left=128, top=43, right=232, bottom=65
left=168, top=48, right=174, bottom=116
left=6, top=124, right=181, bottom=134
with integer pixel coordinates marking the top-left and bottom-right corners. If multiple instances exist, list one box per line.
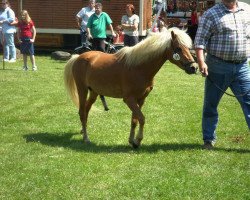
left=171, top=31, right=176, bottom=40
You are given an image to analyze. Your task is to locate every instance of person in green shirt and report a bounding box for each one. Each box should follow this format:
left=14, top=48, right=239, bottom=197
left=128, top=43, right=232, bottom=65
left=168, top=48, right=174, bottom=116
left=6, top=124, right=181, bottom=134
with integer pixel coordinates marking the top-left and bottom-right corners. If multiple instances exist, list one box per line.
left=86, top=2, right=116, bottom=52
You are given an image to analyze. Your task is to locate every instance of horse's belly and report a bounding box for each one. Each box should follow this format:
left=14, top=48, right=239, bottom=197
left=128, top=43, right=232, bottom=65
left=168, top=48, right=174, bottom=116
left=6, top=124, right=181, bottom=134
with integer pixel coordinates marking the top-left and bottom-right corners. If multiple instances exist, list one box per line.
left=85, top=64, right=124, bottom=98
left=87, top=77, right=123, bottom=98
left=92, top=85, right=123, bottom=98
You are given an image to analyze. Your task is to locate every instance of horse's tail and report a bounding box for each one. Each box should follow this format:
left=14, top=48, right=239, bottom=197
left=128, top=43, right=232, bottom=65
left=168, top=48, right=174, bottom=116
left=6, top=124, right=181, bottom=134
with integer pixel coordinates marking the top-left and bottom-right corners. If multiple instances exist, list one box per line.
left=64, top=54, right=80, bottom=107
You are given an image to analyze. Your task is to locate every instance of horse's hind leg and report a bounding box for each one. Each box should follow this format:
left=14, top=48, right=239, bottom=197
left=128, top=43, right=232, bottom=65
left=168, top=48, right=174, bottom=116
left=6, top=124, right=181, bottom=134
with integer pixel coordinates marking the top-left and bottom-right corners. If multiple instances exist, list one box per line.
left=80, top=90, right=98, bottom=143
left=77, top=87, right=90, bottom=143
left=86, top=91, right=98, bottom=118
left=100, top=95, right=109, bottom=111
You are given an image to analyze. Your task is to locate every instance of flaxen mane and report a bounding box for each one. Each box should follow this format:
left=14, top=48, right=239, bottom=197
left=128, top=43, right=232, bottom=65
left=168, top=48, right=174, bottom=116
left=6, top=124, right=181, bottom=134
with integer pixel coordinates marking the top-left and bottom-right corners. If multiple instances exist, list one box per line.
left=115, top=28, right=192, bottom=68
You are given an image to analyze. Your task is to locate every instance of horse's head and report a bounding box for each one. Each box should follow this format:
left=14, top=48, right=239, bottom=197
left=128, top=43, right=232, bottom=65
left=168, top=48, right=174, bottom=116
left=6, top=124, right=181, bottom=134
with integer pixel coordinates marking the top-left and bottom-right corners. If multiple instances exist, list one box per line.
left=168, top=30, right=198, bottom=74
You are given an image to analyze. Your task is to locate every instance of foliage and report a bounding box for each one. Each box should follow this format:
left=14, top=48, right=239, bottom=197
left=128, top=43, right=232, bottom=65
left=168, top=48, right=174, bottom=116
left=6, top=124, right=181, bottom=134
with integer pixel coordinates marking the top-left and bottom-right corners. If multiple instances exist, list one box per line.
left=0, top=57, right=249, bottom=199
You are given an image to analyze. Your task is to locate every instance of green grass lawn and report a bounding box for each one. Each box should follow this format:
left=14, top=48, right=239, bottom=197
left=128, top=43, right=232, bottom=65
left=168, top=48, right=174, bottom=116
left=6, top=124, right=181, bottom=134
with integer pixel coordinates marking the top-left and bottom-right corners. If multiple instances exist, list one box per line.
left=0, top=56, right=249, bottom=199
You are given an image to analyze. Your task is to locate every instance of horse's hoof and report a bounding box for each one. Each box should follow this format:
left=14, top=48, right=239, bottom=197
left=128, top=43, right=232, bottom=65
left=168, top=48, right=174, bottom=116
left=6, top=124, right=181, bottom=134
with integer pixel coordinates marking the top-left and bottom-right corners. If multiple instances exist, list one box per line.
left=132, top=142, right=139, bottom=149
left=82, top=135, right=91, bottom=144
left=129, top=140, right=140, bottom=149
left=83, top=138, right=91, bottom=144
left=104, top=107, right=109, bottom=111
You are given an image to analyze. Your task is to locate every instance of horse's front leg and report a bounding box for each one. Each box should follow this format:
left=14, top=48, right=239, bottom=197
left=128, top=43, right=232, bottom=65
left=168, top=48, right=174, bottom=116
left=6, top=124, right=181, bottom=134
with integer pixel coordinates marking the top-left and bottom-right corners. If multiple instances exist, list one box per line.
left=129, top=113, right=138, bottom=146
left=135, top=98, right=147, bottom=145
left=130, top=86, right=153, bottom=148
left=124, top=97, right=145, bottom=148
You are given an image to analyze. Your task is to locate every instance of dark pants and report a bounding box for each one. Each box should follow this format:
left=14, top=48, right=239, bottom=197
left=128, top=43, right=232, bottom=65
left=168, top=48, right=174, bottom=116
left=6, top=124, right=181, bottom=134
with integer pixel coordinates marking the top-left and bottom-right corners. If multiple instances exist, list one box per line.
left=92, top=38, right=105, bottom=52
left=124, top=35, right=139, bottom=47
left=187, top=24, right=198, bottom=42
left=80, top=30, right=88, bottom=46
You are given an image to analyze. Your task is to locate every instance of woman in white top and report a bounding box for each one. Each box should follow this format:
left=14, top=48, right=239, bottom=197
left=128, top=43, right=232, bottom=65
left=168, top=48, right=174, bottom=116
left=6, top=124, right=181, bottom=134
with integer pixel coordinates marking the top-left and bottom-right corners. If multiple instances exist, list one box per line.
left=121, top=4, right=139, bottom=47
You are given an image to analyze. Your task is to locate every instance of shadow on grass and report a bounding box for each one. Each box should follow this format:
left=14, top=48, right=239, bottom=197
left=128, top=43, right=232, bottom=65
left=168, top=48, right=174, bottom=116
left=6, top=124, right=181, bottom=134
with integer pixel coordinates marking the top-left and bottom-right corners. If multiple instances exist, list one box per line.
left=23, top=132, right=250, bottom=154
left=0, top=68, right=18, bottom=71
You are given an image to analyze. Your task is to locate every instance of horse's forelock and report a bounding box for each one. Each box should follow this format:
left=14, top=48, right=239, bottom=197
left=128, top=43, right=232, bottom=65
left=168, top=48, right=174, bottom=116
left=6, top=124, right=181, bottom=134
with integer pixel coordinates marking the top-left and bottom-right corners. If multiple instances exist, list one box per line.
left=170, top=28, right=193, bottom=49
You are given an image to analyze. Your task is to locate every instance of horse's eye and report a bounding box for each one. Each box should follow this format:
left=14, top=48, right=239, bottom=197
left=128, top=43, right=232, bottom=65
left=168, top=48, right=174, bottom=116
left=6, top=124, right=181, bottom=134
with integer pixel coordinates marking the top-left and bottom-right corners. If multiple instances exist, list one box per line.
left=175, top=47, right=182, bottom=53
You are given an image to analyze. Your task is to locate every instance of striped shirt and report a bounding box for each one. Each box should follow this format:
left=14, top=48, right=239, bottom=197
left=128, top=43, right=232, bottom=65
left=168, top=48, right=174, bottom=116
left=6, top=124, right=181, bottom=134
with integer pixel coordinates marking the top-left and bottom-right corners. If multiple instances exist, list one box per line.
left=194, top=2, right=250, bottom=61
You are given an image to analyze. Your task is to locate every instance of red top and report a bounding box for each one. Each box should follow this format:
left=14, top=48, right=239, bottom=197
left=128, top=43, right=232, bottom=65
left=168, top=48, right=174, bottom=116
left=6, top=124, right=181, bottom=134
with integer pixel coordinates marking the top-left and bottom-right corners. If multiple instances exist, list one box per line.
left=113, top=32, right=124, bottom=44
left=191, top=12, right=198, bottom=25
left=18, top=20, right=34, bottom=38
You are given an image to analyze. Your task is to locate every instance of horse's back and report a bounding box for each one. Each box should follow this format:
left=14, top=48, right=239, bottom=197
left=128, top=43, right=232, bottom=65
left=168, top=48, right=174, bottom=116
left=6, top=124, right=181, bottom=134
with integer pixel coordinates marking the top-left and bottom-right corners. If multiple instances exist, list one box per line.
left=74, top=51, right=126, bottom=98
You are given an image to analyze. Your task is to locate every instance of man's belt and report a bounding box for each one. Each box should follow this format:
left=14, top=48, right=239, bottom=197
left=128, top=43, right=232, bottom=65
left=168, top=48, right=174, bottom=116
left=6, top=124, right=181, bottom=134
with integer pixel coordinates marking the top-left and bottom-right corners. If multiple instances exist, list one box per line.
left=223, top=59, right=247, bottom=64
left=208, top=54, right=247, bottom=64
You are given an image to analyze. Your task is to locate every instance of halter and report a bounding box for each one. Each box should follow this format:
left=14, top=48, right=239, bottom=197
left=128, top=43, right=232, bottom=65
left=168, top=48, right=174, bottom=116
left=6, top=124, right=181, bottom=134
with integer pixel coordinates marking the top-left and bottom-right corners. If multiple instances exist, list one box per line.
left=172, top=45, right=196, bottom=72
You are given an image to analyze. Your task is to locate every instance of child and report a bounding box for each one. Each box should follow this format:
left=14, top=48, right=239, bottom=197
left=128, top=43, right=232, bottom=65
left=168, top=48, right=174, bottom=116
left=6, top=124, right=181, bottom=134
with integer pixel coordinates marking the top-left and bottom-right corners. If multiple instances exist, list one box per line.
left=113, top=25, right=124, bottom=45
left=17, top=10, right=37, bottom=71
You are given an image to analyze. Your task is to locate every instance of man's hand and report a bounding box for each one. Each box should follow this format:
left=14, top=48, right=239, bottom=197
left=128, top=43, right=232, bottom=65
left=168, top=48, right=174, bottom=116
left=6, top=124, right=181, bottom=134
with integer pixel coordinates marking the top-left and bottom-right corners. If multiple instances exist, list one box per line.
left=87, top=33, right=93, bottom=40
left=199, top=61, right=208, bottom=77
left=195, top=48, right=208, bottom=77
left=111, top=32, right=116, bottom=38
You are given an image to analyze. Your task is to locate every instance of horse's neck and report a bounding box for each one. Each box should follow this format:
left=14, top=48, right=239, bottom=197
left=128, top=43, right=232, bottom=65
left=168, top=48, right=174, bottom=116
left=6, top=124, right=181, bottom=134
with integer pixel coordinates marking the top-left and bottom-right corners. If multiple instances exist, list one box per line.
left=143, top=48, right=169, bottom=77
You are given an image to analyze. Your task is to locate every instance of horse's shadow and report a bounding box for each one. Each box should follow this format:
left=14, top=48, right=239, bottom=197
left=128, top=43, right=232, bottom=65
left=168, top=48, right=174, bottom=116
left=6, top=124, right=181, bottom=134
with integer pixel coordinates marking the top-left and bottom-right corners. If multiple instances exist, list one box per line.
left=23, top=132, right=250, bottom=154
left=0, top=68, right=19, bottom=71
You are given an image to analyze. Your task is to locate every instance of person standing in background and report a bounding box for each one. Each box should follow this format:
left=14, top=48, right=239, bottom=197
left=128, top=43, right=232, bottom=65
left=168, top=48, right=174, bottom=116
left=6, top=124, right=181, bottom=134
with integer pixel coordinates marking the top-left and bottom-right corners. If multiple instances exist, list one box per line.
left=76, top=0, right=95, bottom=46
left=0, top=0, right=16, bottom=62
left=17, top=10, right=37, bottom=71
left=198, top=9, right=204, bottom=23
left=156, top=10, right=168, bottom=32
left=86, top=2, right=116, bottom=111
left=121, top=4, right=139, bottom=47
left=153, top=0, right=163, bottom=15
left=86, top=2, right=116, bottom=52
left=113, top=25, right=124, bottom=45
left=195, top=0, right=250, bottom=150
left=188, top=9, right=198, bottom=42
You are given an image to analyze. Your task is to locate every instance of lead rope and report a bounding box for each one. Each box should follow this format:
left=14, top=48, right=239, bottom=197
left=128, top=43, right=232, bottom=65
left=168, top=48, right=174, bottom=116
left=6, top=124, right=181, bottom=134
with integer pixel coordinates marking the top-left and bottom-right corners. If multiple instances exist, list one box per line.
left=207, top=76, right=250, bottom=98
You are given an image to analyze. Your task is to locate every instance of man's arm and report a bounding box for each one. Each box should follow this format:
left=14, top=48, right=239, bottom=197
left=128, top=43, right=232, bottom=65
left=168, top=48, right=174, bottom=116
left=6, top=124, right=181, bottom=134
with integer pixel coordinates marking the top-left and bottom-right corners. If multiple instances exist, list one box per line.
left=76, top=16, right=82, bottom=29
left=86, top=27, right=92, bottom=39
left=108, top=24, right=116, bottom=37
left=195, top=48, right=208, bottom=77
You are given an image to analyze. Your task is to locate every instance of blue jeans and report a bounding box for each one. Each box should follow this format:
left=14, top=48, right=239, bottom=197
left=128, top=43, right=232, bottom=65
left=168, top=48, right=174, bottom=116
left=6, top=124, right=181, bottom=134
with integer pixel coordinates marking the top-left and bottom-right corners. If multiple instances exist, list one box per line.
left=2, top=33, right=16, bottom=60
left=203, top=54, right=250, bottom=143
left=80, top=29, right=88, bottom=46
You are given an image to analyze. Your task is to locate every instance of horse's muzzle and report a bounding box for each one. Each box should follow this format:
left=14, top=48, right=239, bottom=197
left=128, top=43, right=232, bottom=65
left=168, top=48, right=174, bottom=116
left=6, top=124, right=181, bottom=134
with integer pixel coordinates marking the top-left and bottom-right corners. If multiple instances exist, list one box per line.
left=185, top=62, right=198, bottom=74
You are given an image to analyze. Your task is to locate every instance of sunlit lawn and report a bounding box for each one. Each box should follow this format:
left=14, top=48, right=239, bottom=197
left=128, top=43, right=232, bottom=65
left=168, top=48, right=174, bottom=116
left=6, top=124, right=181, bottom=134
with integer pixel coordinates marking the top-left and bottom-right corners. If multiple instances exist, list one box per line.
left=0, top=56, right=249, bottom=199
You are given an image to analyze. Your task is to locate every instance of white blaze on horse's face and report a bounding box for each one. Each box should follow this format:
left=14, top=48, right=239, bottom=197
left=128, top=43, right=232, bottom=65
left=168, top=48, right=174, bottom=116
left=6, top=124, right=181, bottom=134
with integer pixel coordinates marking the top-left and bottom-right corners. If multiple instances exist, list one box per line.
left=173, top=53, right=180, bottom=61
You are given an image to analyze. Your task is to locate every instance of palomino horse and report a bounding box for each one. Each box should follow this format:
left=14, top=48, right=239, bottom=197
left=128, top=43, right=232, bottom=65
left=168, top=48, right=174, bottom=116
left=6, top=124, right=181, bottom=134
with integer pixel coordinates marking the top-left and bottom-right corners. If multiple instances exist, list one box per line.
left=64, top=28, right=198, bottom=148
